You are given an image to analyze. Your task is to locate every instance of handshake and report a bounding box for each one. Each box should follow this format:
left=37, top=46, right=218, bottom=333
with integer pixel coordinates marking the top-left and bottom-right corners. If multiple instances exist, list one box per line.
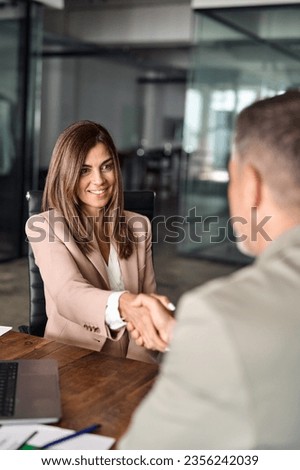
left=119, top=292, right=176, bottom=352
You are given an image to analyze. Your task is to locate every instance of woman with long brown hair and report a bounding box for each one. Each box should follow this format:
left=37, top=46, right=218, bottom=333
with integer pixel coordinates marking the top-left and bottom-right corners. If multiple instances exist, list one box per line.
left=26, top=120, right=175, bottom=363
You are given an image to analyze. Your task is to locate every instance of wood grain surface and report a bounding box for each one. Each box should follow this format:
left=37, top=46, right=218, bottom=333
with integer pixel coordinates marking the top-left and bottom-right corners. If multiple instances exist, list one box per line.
left=0, top=330, right=158, bottom=444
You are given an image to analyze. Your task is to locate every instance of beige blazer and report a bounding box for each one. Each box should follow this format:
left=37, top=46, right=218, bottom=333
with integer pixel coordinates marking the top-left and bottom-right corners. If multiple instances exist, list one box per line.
left=25, top=209, right=157, bottom=363
left=119, top=226, right=300, bottom=448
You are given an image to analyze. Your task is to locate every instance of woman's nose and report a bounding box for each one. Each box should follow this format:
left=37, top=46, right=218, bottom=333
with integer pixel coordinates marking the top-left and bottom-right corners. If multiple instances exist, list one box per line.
left=91, top=169, right=104, bottom=184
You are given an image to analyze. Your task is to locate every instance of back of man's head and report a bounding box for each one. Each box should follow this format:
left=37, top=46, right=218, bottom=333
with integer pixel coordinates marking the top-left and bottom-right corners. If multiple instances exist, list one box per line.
left=234, top=90, right=300, bottom=210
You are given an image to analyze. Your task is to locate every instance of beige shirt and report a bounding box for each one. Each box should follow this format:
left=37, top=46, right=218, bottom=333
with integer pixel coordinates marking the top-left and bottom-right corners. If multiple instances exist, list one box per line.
left=119, top=226, right=300, bottom=448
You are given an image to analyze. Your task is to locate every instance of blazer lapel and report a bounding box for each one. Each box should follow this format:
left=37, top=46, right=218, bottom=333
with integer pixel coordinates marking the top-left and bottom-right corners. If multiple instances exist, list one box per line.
left=86, top=241, right=110, bottom=289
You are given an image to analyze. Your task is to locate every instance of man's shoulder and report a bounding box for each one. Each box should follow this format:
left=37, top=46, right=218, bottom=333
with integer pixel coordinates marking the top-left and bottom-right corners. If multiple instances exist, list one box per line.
left=177, top=262, right=260, bottom=322
left=185, top=261, right=258, bottom=296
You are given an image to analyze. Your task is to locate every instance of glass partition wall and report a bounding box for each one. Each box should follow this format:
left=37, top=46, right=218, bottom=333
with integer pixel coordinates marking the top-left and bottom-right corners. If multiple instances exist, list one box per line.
left=0, top=1, right=43, bottom=261
left=179, top=5, right=300, bottom=264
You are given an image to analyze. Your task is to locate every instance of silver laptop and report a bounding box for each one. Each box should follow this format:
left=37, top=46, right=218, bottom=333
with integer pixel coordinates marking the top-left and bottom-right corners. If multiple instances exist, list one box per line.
left=0, top=359, right=61, bottom=424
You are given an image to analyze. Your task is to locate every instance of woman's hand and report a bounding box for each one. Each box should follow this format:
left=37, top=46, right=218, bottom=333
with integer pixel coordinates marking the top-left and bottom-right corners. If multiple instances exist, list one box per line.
left=119, top=293, right=176, bottom=352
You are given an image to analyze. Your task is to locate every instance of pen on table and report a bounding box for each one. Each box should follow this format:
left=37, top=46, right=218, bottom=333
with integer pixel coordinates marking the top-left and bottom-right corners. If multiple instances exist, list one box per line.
left=41, top=423, right=101, bottom=449
left=17, top=431, right=38, bottom=450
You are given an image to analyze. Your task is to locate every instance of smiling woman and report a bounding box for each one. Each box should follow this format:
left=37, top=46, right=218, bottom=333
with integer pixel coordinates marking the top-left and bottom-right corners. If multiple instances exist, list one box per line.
left=77, top=144, right=118, bottom=264
left=25, top=120, right=175, bottom=363
left=78, top=146, right=115, bottom=217
left=41, top=121, right=134, bottom=260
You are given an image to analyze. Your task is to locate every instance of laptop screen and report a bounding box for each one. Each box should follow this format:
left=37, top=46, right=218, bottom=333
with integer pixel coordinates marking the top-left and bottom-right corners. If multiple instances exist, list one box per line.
left=0, top=359, right=61, bottom=424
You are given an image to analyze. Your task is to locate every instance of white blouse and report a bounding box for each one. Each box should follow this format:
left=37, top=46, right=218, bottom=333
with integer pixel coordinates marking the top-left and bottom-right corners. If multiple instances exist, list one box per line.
left=104, top=244, right=127, bottom=331
left=106, top=243, right=125, bottom=291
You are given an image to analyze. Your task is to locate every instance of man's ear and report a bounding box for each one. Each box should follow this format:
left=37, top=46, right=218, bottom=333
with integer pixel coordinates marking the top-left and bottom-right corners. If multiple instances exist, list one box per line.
left=243, top=163, right=262, bottom=208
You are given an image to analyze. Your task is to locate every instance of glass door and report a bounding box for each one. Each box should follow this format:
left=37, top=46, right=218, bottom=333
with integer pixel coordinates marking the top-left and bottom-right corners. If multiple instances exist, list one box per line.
left=0, top=0, right=43, bottom=261
left=179, top=5, right=300, bottom=264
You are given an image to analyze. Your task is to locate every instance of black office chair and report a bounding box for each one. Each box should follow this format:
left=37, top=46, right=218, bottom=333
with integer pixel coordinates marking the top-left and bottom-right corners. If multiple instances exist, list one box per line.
left=19, top=189, right=156, bottom=337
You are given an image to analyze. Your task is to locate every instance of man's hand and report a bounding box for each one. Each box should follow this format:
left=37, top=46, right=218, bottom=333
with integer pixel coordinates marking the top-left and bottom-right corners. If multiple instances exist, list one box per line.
left=119, top=293, right=176, bottom=352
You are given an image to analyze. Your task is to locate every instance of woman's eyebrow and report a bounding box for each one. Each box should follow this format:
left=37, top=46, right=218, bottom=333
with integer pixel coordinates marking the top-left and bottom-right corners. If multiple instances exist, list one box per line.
left=101, top=157, right=113, bottom=165
left=82, top=157, right=112, bottom=168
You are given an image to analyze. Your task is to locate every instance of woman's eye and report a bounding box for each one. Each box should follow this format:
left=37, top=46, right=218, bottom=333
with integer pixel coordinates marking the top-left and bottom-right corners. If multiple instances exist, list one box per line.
left=80, top=167, right=89, bottom=175
left=101, top=162, right=113, bottom=172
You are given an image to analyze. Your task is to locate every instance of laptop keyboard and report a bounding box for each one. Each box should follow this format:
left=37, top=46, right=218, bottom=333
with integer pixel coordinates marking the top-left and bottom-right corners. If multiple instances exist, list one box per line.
left=0, top=362, right=18, bottom=417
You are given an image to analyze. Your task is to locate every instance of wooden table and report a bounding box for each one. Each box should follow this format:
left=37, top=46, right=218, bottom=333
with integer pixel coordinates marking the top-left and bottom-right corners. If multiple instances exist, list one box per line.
left=0, top=330, right=158, bottom=444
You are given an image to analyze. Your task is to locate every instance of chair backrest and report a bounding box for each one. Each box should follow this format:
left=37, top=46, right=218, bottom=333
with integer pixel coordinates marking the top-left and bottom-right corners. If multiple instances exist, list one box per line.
left=25, top=189, right=156, bottom=337
left=26, top=190, right=46, bottom=336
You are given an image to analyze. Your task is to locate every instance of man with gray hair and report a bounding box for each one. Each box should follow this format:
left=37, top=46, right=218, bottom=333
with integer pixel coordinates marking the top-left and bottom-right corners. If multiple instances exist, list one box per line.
left=118, top=90, right=300, bottom=449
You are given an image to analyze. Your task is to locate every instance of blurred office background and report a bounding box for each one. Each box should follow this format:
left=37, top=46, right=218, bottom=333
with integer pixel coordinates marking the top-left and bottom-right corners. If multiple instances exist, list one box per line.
left=1, top=0, right=300, bottom=328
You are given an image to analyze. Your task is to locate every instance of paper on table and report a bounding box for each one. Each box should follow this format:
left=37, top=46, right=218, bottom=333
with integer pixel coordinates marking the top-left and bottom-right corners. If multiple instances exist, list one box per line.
left=0, top=424, right=115, bottom=450
left=0, top=326, right=12, bottom=336
left=0, top=425, right=34, bottom=449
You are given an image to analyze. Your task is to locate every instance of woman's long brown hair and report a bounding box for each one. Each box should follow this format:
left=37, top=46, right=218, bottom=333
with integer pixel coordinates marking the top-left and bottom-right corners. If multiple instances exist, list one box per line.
left=42, top=120, right=134, bottom=259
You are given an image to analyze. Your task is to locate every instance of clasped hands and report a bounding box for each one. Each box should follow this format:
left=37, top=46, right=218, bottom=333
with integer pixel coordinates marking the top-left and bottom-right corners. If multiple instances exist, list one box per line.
left=119, top=292, right=176, bottom=352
